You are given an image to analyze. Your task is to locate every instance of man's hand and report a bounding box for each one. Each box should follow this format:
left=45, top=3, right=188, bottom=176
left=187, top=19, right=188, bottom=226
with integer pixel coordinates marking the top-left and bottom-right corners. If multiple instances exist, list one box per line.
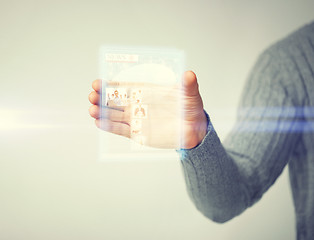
left=88, top=71, right=208, bottom=149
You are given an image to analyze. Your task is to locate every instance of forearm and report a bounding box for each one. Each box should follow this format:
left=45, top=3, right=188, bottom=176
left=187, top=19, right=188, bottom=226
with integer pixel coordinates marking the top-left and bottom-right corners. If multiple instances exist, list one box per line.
left=179, top=119, right=250, bottom=223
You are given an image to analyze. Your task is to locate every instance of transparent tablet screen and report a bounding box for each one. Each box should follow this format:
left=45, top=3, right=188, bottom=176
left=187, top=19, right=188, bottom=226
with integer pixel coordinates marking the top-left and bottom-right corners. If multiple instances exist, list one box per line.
left=98, top=46, right=185, bottom=161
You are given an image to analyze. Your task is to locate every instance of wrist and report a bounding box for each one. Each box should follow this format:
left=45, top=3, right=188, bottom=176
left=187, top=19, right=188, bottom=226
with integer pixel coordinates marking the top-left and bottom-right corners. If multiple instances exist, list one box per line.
left=194, top=110, right=209, bottom=146
left=183, top=110, right=208, bottom=149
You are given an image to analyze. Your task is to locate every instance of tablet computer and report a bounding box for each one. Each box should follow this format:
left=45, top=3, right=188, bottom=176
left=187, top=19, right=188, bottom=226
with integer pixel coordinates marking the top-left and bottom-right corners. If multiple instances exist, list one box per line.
left=98, top=46, right=185, bottom=161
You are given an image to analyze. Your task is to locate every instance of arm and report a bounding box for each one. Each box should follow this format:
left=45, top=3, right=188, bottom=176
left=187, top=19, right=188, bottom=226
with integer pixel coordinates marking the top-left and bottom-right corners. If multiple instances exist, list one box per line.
left=179, top=48, right=302, bottom=223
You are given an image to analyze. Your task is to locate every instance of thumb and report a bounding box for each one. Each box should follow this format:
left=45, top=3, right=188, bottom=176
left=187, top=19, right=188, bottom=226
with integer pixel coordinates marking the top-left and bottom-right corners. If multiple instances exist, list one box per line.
left=181, top=71, right=208, bottom=149
left=182, top=71, right=200, bottom=97
left=182, top=70, right=204, bottom=119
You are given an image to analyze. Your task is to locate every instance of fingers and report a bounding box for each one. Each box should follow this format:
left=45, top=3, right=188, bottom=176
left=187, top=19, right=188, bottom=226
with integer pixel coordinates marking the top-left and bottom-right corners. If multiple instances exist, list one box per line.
left=89, top=105, right=100, bottom=118
left=92, top=79, right=102, bottom=92
left=103, top=106, right=130, bottom=124
left=95, top=119, right=131, bottom=138
left=89, top=105, right=130, bottom=124
left=89, top=91, right=100, bottom=105
left=107, top=100, right=128, bottom=111
left=183, top=71, right=199, bottom=97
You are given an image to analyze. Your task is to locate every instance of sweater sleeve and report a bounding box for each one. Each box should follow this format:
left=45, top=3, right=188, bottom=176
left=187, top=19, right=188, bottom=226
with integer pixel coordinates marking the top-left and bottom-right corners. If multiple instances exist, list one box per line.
left=179, top=47, right=302, bottom=223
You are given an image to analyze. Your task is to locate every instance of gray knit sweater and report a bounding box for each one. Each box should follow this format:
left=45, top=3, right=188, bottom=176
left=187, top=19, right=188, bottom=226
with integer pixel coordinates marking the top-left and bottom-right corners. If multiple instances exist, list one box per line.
left=179, top=22, right=314, bottom=240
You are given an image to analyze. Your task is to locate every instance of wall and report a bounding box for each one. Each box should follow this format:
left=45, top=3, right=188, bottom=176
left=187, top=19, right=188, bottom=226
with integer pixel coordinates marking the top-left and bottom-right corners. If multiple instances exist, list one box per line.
left=1, top=0, right=314, bottom=239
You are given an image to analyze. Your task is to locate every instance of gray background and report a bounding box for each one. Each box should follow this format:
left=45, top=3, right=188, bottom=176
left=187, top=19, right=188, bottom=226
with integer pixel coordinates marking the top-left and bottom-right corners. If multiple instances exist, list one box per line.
left=1, top=0, right=314, bottom=239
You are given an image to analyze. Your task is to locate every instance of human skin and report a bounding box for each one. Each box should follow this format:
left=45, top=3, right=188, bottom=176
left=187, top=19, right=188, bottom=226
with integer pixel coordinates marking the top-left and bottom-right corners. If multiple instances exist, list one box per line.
left=88, top=71, right=208, bottom=149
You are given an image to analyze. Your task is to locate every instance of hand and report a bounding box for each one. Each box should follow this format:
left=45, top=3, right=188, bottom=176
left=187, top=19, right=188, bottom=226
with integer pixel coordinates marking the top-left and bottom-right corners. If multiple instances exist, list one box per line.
left=88, top=71, right=208, bottom=149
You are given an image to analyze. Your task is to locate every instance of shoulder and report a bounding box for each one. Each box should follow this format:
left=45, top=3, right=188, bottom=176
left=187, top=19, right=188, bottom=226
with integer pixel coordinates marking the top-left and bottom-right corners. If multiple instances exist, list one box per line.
left=264, top=21, right=314, bottom=60
left=249, top=22, right=314, bottom=106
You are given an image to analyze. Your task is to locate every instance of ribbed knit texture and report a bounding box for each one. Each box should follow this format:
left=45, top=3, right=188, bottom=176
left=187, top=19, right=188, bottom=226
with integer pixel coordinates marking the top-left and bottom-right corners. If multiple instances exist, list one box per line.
left=179, top=22, right=314, bottom=240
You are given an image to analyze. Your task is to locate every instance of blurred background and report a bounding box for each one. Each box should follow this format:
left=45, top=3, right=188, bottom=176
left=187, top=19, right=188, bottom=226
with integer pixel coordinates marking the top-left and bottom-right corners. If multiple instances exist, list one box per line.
left=1, top=0, right=314, bottom=239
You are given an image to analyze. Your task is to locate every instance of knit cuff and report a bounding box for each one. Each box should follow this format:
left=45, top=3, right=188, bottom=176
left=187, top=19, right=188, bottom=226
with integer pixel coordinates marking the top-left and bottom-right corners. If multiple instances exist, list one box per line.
left=176, top=110, right=216, bottom=158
